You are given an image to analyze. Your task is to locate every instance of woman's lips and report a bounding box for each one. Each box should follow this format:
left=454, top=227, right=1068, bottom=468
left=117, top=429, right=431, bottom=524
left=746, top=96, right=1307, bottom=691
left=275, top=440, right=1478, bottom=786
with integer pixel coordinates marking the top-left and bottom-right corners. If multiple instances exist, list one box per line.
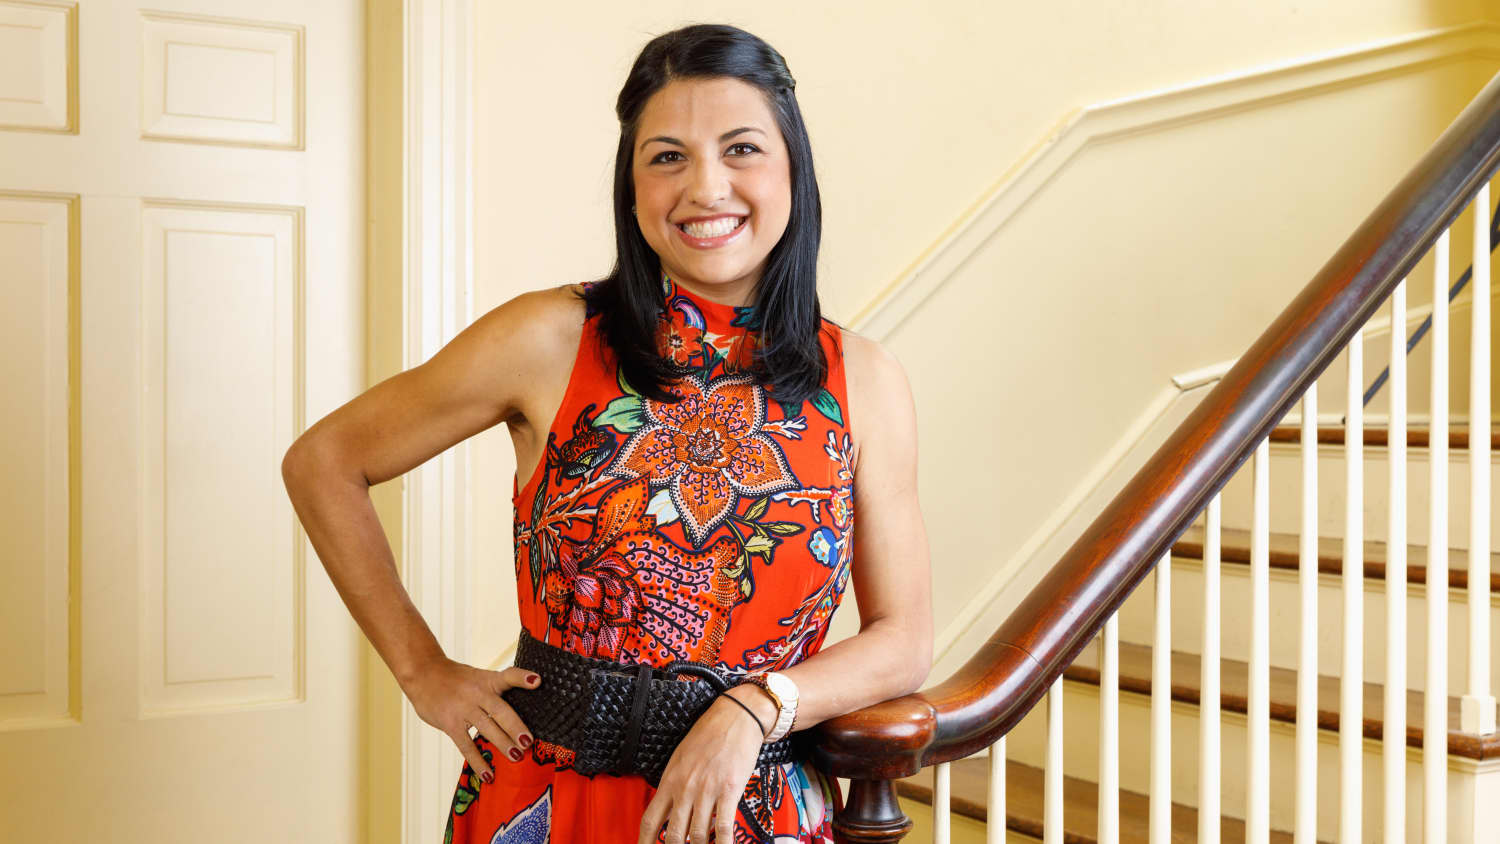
left=675, top=215, right=748, bottom=249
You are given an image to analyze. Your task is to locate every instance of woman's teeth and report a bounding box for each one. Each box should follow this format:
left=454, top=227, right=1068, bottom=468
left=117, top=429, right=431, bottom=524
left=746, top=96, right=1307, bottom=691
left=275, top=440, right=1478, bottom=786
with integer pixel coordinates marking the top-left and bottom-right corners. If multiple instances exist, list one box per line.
left=678, top=217, right=745, bottom=238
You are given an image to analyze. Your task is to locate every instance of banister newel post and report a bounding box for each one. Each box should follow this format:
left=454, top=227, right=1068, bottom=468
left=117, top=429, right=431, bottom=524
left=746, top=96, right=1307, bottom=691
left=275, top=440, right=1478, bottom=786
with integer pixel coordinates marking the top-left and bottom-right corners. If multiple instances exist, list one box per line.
left=831, top=778, right=912, bottom=843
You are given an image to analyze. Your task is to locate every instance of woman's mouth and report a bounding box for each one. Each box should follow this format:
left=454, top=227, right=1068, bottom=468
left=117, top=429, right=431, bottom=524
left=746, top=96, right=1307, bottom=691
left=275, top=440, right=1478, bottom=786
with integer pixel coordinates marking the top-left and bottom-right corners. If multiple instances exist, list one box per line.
left=675, top=215, right=748, bottom=249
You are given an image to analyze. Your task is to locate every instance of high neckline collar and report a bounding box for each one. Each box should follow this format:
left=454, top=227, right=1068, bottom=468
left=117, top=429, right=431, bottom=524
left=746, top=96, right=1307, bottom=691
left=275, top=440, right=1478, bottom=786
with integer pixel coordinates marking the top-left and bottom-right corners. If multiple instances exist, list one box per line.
left=660, top=269, right=760, bottom=332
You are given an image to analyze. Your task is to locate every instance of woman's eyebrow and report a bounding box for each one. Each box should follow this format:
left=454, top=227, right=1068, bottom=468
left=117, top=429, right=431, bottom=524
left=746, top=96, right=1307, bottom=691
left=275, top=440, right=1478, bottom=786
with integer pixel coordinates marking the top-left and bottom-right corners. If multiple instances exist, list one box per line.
left=638, top=126, right=765, bottom=151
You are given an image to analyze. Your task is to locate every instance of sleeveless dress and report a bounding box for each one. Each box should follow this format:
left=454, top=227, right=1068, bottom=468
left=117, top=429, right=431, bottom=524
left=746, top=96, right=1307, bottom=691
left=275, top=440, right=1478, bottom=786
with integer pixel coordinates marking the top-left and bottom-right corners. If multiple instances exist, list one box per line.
left=444, top=270, right=854, bottom=844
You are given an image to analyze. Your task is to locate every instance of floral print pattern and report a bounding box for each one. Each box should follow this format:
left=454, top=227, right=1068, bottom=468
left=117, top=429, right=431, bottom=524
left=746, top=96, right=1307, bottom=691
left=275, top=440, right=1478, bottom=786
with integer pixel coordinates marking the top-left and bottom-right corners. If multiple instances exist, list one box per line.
left=655, top=302, right=705, bottom=366
left=609, top=371, right=799, bottom=547
left=447, top=270, right=852, bottom=844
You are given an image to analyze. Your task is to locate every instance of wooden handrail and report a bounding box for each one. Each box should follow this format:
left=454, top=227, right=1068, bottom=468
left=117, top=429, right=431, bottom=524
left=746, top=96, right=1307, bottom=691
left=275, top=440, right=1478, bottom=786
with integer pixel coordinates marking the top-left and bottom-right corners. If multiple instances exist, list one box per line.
left=810, top=67, right=1500, bottom=784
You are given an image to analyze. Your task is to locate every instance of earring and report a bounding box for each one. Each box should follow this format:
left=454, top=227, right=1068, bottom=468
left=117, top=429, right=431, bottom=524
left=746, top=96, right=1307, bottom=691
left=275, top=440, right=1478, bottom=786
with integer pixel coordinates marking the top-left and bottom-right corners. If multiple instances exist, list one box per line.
left=631, top=205, right=637, bottom=215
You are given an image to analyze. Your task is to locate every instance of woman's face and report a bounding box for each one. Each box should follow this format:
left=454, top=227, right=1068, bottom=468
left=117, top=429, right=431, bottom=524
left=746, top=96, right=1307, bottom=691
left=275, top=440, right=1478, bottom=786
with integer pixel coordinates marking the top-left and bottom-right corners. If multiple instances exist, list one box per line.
left=632, top=76, right=792, bottom=307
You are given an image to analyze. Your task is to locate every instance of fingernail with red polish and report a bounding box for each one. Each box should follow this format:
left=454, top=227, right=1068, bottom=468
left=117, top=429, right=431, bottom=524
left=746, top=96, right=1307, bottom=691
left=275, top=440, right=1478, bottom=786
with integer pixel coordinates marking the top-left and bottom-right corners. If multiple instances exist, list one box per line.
left=480, top=769, right=494, bottom=785
left=526, top=673, right=539, bottom=685
left=509, top=747, right=522, bottom=761
left=519, top=734, right=532, bottom=748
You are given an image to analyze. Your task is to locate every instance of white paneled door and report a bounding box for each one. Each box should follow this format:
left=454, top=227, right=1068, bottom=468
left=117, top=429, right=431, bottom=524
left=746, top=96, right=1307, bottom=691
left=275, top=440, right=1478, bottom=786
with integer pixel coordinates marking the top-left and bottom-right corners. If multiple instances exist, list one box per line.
left=0, top=0, right=366, bottom=841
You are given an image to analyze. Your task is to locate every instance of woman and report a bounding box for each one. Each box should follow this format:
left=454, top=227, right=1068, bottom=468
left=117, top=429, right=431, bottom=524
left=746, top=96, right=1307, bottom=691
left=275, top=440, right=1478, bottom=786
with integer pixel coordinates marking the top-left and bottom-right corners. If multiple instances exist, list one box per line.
left=282, top=22, right=932, bottom=844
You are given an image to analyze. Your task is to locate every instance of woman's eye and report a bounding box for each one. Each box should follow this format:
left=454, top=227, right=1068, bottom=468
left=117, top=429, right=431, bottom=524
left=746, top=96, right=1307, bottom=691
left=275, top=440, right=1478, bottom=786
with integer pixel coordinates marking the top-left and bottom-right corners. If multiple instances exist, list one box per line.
left=649, top=144, right=758, bottom=164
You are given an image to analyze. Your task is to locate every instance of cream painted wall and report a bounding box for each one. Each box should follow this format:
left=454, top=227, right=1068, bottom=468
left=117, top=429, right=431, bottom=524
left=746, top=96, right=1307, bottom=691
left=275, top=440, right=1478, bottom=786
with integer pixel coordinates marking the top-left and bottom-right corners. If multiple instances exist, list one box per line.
left=468, top=2, right=1497, bottom=694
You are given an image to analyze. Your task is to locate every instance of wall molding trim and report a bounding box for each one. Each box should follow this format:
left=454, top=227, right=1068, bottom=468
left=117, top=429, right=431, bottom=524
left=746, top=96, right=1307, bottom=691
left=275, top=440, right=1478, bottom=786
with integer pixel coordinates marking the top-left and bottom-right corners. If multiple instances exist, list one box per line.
left=849, top=21, right=1500, bottom=341
left=1170, top=283, right=1500, bottom=392
left=909, top=24, right=1500, bottom=674
left=400, top=0, right=476, bottom=841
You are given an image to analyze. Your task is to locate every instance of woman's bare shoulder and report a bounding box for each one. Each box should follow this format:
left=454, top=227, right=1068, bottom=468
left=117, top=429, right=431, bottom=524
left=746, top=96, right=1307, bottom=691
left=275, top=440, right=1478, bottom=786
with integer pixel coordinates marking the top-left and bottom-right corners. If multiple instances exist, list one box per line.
left=495, top=281, right=588, bottom=327
left=469, top=282, right=589, bottom=356
left=836, top=325, right=916, bottom=475
left=436, top=282, right=589, bottom=424
left=837, top=325, right=907, bottom=398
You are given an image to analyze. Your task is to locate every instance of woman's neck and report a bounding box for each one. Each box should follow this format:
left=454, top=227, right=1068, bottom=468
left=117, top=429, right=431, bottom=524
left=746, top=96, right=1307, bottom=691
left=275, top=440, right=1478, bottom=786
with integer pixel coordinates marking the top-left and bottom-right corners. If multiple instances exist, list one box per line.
left=660, top=267, right=759, bottom=310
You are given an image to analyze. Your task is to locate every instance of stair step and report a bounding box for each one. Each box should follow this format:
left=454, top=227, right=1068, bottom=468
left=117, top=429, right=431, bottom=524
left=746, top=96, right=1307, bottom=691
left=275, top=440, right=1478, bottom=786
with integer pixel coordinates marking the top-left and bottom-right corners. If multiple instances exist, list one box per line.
left=894, top=758, right=1299, bottom=843
left=1064, top=641, right=1500, bottom=759
left=1215, top=432, right=1499, bottom=550
left=1268, top=423, right=1500, bottom=450
left=1170, top=524, right=1500, bottom=592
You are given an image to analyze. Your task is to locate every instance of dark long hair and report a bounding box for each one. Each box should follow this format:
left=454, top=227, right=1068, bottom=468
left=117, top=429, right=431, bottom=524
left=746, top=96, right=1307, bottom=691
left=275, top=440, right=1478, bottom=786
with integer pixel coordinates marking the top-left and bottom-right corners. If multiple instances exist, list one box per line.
left=579, top=23, right=830, bottom=406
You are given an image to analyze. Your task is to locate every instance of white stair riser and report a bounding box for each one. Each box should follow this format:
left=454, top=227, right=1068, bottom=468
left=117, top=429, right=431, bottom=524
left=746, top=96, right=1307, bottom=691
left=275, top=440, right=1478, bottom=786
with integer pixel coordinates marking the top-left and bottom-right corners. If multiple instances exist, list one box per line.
left=1115, top=556, right=1500, bottom=693
left=1002, top=682, right=1476, bottom=842
left=1215, top=444, right=1498, bottom=553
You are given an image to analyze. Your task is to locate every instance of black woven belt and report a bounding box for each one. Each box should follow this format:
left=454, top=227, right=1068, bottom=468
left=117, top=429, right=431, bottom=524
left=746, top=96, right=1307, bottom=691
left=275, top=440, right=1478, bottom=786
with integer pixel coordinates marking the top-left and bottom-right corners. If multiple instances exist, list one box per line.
left=499, top=627, right=805, bottom=789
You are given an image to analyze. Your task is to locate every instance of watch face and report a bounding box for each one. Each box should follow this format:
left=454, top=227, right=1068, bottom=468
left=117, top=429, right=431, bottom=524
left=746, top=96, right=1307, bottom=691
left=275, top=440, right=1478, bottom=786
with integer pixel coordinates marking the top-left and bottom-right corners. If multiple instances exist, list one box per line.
left=766, top=671, right=797, bottom=702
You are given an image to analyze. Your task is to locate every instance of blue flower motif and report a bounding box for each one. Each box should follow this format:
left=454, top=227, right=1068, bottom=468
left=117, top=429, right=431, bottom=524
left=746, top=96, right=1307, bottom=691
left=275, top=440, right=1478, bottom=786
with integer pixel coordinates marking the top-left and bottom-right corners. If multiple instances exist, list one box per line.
left=808, top=526, right=838, bottom=568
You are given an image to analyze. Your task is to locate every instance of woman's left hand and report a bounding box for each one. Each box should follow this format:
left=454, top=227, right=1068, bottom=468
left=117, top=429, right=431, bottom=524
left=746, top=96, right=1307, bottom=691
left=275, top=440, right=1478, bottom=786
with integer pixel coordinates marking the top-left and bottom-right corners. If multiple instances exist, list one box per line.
left=637, top=688, right=769, bottom=844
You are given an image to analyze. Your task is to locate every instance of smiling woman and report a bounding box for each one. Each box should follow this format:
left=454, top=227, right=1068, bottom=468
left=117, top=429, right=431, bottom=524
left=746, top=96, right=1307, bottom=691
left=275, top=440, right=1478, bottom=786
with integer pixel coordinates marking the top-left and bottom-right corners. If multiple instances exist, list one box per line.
left=389, top=21, right=933, bottom=844
left=419, top=22, right=933, bottom=844
left=631, top=80, right=793, bottom=316
left=586, top=26, right=829, bottom=419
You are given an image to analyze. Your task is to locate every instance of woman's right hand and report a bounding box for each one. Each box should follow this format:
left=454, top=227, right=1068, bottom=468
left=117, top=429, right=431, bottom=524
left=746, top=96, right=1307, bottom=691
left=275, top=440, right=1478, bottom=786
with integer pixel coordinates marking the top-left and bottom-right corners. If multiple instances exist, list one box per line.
left=403, top=657, right=542, bottom=782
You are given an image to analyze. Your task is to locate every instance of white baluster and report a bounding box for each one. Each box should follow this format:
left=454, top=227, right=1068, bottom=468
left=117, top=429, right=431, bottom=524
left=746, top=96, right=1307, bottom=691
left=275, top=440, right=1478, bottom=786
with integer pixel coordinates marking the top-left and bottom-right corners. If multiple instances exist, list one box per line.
left=988, top=737, right=1006, bottom=844
left=1425, top=229, right=1450, bottom=844
left=1296, top=385, right=1319, bottom=844
left=1200, top=493, right=1222, bottom=844
left=1100, top=614, right=1119, bottom=844
left=1046, top=678, right=1063, bottom=844
left=1343, top=330, right=1364, bottom=844
left=1386, top=278, right=1408, bottom=844
left=934, top=760, right=950, bottom=844
left=1248, top=439, right=1271, bottom=844
left=1151, top=551, right=1171, bottom=844
left=1464, top=182, right=1496, bottom=735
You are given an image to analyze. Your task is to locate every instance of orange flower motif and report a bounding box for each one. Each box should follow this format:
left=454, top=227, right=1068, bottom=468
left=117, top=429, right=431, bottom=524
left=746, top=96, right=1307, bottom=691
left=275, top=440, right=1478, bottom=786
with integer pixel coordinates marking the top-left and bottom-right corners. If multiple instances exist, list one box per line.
left=606, top=372, right=799, bottom=546
left=721, top=329, right=761, bottom=373
left=655, top=306, right=703, bottom=366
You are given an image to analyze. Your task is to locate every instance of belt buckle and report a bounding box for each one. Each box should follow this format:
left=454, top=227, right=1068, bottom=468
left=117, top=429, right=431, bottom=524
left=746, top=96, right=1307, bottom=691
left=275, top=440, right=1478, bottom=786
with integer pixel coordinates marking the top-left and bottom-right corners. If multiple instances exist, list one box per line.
left=570, top=662, right=651, bottom=777
left=613, top=661, right=657, bottom=776
left=577, top=658, right=735, bottom=780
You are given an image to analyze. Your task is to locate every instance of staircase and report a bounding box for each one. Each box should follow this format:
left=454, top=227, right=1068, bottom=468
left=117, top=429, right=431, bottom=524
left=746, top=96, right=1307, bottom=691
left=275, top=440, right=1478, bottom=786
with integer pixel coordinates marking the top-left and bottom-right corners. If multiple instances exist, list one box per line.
left=805, top=66, right=1500, bottom=844
left=891, top=424, right=1500, bottom=841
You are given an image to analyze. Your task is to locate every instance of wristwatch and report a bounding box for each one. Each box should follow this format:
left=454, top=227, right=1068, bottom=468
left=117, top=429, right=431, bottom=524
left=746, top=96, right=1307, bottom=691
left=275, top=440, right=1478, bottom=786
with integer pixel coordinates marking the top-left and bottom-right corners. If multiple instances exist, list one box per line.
left=745, top=671, right=799, bottom=743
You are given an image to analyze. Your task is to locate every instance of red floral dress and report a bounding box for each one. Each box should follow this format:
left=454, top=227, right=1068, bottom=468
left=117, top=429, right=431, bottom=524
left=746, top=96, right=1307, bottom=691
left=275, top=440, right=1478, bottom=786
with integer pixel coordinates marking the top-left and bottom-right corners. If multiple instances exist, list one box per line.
left=444, top=271, right=853, bottom=844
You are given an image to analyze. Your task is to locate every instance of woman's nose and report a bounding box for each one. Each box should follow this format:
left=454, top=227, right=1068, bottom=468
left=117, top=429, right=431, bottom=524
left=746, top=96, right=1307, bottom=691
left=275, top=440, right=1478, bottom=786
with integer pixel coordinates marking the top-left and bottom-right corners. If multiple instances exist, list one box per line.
left=686, top=159, right=730, bottom=207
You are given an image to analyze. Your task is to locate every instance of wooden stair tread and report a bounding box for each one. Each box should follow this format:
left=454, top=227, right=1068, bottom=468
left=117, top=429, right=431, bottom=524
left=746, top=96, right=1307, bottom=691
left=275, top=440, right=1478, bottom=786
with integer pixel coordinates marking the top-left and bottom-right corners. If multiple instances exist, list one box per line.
left=1268, top=423, right=1500, bottom=450
left=894, top=758, right=1298, bottom=843
left=1065, top=642, right=1500, bottom=759
left=1171, top=524, right=1500, bottom=592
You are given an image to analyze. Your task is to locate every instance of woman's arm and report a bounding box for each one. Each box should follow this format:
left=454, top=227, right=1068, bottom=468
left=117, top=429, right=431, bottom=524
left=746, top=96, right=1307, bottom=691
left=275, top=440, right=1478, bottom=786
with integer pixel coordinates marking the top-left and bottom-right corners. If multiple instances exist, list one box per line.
left=280, top=283, right=583, bottom=780
left=733, top=329, right=935, bottom=733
